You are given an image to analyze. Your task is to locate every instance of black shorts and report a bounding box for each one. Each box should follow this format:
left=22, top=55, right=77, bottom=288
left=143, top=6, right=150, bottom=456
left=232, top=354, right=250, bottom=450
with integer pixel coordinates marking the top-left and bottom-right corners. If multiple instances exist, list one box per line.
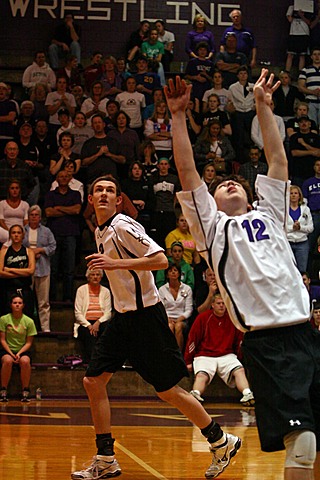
left=287, top=35, right=309, bottom=55
left=242, top=322, right=320, bottom=452
left=0, top=349, right=31, bottom=361
left=86, top=302, right=189, bottom=392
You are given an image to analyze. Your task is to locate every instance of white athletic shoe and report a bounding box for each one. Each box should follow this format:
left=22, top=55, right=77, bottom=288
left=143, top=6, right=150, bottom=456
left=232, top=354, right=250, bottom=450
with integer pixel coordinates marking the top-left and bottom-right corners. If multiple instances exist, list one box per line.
left=71, top=455, right=121, bottom=479
left=205, top=434, right=241, bottom=478
left=240, top=391, right=255, bottom=406
left=190, top=389, right=204, bottom=402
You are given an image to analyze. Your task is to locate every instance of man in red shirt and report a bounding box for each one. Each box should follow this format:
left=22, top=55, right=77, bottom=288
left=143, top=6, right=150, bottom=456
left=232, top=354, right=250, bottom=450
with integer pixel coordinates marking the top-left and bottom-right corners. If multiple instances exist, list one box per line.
left=185, top=293, right=254, bottom=405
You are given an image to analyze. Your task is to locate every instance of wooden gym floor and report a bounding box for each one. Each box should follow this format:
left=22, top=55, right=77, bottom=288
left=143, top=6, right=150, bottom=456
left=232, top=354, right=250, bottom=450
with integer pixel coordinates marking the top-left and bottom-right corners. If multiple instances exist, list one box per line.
left=0, top=399, right=285, bottom=480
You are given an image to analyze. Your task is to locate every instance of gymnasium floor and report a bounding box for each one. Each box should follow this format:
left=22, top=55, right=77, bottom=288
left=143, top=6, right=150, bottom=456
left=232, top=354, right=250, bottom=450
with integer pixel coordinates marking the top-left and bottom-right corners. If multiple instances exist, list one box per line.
left=0, top=399, right=285, bottom=479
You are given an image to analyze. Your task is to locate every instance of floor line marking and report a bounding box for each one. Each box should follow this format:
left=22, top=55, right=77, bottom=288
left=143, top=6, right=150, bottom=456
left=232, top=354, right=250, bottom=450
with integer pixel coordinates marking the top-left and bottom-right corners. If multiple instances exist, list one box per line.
left=115, top=440, right=169, bottom=480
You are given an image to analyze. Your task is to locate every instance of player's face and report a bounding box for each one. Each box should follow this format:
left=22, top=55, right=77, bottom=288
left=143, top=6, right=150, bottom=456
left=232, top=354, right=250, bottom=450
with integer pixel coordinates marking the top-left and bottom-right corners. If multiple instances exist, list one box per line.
left=214, top=180, right=248, bottom=214
left=313, top=309, right=320, bottom=326
left=212, top=297, right=226, bottom=316
left=89, top=180, right=121, bottom=220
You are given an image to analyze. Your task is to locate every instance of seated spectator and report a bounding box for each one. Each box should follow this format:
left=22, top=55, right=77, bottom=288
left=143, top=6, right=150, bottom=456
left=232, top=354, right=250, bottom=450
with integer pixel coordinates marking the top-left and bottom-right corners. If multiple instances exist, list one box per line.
left=83, top=51, right=103, bottom=94
left=310, top=301, right=320, bottom=330
left=74, top=268, right=112, bottom=364
left=144, top=100, right=172, bottom=159
left=286, top=101, right=318, bottom=138
left=33, top=120, right=57, bottom=197
left=81, top=81, right=108, bottom=126
left=200, top=93, right=232, bottom=135
left=16, top=122, right=41, bottom=205
left=0, top=142, right=35, bottom=201
left=23, top=205, right=56, bottom=332
left=134, top=56, right=161, bottom=105
left=194, top=119, right=235, bottom=175
left=287, top=185, right=313, bottom=273
left=48, top=13, right=81, bottom=69
left=251, top=98, right=285, bottom=154
left=0, top=294, right=37, bottom=403
left=185, top=42, right=214, bottom=102
left=0, top=180, right=29, bottom=232
left=22, top=51, right=56, bottom=93
left=0, top=224, right=35, bottom=317
left=195, top=267, right=219, bottom=314
left=155, top=20, right=175, bottom=72
left=141, top=27, right=166, bottom=86
left=45, top=76, right=76, bottom=134
left=201, top=162, right=217, bottom=190
left=142, top=88, right=164, bottom=121
left=215, top=32, right=247, bottom=88
left=56, top=108, right=74, bottom=143
left=139, top=139, right=158, bottom=177
left=115, top=77, right=146, bottom=137
left=100, top=56, right=123, bottom=101
left=126, top=20, right=150, bottom=64
left=156, top=241, right=195, bottom=290
left=107, top=111, right=140, bottom=176
left=51, top=160, right=84, bottom=203
left=238, top=145, right=268, bottom=198
left=272, top=70, right=305, bottom=121
left=121, top=161, right=155, bottom=232
left=56, top=54, right=82, bottom=92
left=302, top=271, right=320, bottom=303
left=44, top=170, right=82, bottom=303
left=185, top=14, right=215, bottom=60
left=116, top=57, right=131, bottom=82
left=0, top=83, right=16, bottom=157
left=69, top=111, right=94, bottom=156
left=16, top=100, right=36, bottom=130
left=104, top=100, right=120, bottom=133
left=185, top=294, right=254, bottom=405
left=158, top=264, right=193, bottom=351
left=165, top=213, right=198, bottom=265
left=50, top=131, right=81, bottom=177
left=71, top=85, right=87, bottom=111
left=30, top=83, right=49, bottom=122
left=202, top=70, right=233, bottom=112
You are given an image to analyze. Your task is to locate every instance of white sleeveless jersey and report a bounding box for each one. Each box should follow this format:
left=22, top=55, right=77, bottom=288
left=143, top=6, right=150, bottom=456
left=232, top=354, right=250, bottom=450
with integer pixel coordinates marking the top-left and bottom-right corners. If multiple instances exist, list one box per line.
left=177, top=176, right=310, bottom=332
left=95, top=214, right=163, bottom=313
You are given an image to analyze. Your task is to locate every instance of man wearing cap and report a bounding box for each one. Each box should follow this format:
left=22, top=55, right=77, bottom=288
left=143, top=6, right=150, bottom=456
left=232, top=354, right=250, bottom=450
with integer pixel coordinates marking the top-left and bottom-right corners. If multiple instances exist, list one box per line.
left=289, top=115, right=320, bottom=187
left=220, top=9, right=257, bottom=68
left=0, top=82, right=17, bottom=157
left=156, top=240, right=195, bottom=289
left=215, top=33, right=247, bottom=88
left=0, top=142, right=35, bottom=200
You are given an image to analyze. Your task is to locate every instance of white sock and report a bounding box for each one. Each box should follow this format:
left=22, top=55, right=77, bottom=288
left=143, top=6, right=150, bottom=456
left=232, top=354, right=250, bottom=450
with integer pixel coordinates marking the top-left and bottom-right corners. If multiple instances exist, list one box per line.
left=242, top=388, right=251, bottom=395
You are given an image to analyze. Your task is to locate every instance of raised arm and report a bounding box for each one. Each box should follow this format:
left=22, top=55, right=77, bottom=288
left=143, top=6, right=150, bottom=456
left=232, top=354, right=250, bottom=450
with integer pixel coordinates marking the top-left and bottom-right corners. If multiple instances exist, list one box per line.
left=254, top=69, right=288, bottom=181
left=164, top=77, right=202, bottom=191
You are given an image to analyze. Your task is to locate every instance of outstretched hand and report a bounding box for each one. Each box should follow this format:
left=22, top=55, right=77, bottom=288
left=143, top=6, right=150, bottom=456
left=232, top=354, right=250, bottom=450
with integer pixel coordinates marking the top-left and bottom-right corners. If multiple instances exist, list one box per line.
left=164, top=76, right=192, bottom=115
left=253, top=68, right=280, bottom=107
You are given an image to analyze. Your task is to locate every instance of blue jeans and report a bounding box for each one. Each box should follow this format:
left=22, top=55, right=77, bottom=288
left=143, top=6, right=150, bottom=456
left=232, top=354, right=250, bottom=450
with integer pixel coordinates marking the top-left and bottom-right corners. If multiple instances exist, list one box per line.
left=48, top=41, right=81, bottom=69
left=308, top=102, right=320, bottom=128
left=50, top=235, right=77, bottom=301
left=289, top=240, right=309, bottom=273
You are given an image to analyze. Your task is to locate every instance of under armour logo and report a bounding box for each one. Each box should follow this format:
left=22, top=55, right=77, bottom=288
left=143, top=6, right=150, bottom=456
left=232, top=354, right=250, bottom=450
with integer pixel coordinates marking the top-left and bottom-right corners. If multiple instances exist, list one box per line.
left=289, top=419, right=301, bottom=426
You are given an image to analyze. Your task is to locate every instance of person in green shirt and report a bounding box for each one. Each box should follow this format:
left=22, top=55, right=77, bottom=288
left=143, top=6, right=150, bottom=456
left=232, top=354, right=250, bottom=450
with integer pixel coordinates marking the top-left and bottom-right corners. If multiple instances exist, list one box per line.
left=0, top=294, right=37, bottom=402
left=156, top=241, right=195, bottom=290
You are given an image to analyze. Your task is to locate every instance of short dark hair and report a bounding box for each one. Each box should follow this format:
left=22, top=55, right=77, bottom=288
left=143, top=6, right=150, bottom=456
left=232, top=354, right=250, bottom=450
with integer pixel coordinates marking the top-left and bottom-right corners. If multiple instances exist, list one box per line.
left=89, top=175, right=122, bottom=197
left=10, top=293, right=24, bottom=304
left=165, top=263, right=182, bottom=279
left=209, top=174, right=254, bottom=205
left=59, top=131, right=74, bottom=147
left=195, top=41, right=209, bottom=53
left=115, top=110, right=131, bottom=125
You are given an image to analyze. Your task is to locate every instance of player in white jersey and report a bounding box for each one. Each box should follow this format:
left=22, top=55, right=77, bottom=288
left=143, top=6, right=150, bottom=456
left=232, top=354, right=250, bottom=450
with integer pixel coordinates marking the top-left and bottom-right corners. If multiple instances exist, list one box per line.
left=71, top=174, right=241, bottom=480
left=164, top=71, right=320, bottom=480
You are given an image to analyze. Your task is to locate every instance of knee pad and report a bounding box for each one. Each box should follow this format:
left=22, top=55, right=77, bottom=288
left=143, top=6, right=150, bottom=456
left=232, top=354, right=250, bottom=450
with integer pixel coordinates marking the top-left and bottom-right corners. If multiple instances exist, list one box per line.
left=284, top=430, right=316, bottom=469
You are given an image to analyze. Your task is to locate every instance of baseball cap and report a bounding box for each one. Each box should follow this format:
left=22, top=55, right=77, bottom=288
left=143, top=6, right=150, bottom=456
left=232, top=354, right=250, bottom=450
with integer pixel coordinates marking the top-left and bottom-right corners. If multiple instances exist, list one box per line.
left=58, top=108, right=70, bottom=116
left=157, top=156, right=170, bottom=164
left=19, top=122, right=33, bottom=130
left=298, top=115, right=311, bottom=122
